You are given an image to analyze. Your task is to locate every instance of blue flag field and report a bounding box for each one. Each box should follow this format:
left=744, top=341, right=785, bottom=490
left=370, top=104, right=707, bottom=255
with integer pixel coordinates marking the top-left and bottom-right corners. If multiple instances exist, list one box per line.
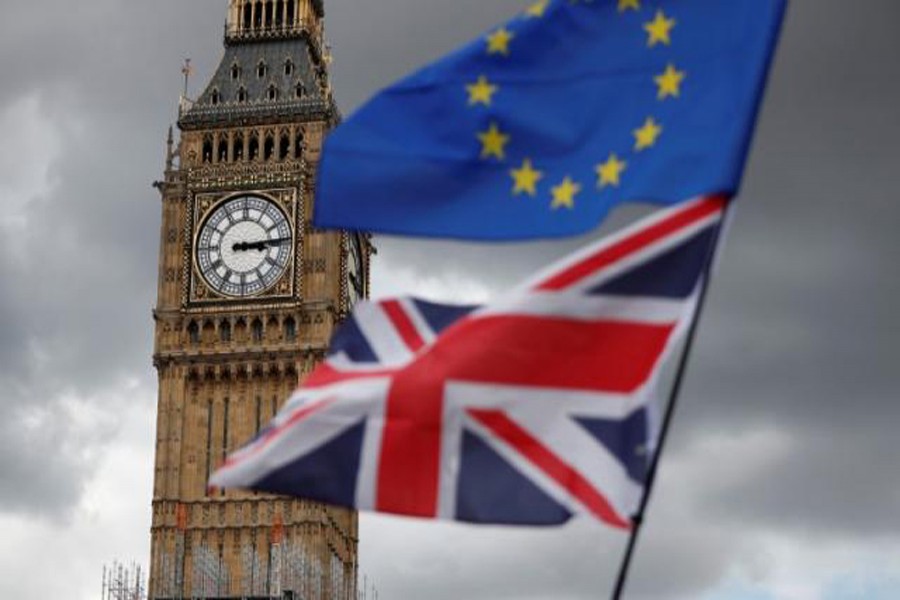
left=314, top=0, right=786, bottom=240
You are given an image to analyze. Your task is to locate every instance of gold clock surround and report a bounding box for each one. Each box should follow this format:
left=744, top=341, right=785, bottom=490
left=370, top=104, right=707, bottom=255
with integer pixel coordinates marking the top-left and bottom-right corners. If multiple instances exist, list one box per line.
left=189, top=189, right=301, bottom=305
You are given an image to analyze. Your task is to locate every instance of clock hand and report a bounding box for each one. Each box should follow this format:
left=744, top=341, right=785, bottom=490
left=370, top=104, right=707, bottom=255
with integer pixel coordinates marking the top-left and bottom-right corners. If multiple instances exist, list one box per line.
left=232, top=238, right=291, bottom=252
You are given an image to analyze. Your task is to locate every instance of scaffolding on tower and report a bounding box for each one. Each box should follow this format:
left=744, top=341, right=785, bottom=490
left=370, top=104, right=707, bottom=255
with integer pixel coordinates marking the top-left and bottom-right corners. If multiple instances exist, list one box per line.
left=101, top=560, right=146, bottom=600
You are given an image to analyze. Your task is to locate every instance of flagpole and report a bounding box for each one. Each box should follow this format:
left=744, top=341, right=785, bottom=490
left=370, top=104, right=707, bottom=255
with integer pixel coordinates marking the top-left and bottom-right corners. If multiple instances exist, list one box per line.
left=609, top=201, right=732, bottom=600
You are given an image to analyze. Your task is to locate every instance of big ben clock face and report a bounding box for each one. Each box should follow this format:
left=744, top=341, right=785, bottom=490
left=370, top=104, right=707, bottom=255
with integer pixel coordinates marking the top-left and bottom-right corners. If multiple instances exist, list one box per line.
left=195, top=195, right=293, bottom=298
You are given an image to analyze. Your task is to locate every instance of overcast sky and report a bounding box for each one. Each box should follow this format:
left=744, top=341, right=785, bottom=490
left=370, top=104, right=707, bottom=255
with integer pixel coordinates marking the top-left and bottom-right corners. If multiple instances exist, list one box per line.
left=0, top=1, right=898, bottom=599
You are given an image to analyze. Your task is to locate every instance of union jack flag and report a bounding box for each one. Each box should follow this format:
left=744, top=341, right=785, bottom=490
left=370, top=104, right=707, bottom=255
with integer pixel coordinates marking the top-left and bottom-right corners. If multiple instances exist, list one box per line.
left=211, top=196, right=727, bottom=528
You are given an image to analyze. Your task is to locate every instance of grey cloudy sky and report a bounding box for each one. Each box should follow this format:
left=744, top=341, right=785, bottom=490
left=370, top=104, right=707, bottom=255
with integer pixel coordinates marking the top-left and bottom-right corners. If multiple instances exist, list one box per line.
left=0, top=1, right=898, bottom=599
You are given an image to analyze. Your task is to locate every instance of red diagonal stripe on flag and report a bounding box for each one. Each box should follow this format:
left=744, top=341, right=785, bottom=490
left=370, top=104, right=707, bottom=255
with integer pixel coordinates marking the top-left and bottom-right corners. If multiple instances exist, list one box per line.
left=221, top=396, right=337, bottom=470
left=467, top=409, right=632, bottom=529
left=382, top=299, right=426, bottom=353
left=304, top=362, right=399, bottom=389
left=536, top=195, right=726, bottom=291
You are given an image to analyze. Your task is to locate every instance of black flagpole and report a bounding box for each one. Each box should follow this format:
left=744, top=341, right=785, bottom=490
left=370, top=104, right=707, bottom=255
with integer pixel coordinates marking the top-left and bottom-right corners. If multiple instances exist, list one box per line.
left=609, top=201, right=732, bottom=600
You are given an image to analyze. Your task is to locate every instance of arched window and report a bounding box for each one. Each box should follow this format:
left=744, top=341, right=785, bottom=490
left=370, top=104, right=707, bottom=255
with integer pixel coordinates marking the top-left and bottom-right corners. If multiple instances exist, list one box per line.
left=231, top=63, right=241, bottom=80
left=254, top=0, right=263, bottom=28
left=251, top=319, right=264, bottom=343
left=267, top=85, right=278, bottom=101
left=286, top=0, right=295, bottom=26
left=188, top=321, right=200, bottom=345
left=233, top=133, right=244, bottom=161
left=264, top=135, right=275, bottom=161
left=284, top=59, right=294, bottom=76
left=237, top=87, right=248, bottom=103
left=257, top=61, right=268, bottom=79
left=279, top=133, right=290, bottom=160
left=284, top=317, right=297, bottom=342
left=217, top=137, right=228, bottom=162
left=275, top=0, right=285, bottom=26
left=219, top=320, right=232, bottom=343
left=243, top=2, right=252, bottom=29
left=202, top=136, right=213, bottom=164
left=294, top=131, right=304, bottom=159
left=295, top=83, right=305, bottom=99
left=210, top=89, right=220, bottom=105
left=265, top=0, right=274, bottom=29
left=249, top=135, right=260, bottom=161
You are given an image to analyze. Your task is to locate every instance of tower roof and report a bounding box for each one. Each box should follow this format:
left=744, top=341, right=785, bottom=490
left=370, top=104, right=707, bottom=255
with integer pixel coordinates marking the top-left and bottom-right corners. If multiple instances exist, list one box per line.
left=179, top=0, right=334, bottom=130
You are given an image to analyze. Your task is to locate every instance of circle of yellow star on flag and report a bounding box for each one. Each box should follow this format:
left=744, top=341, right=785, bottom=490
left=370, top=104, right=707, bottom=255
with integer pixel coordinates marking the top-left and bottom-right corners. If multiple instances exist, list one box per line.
left=525, top=0, right=550, bottom=18
left=551, top=177, right=582, bottom=210
left=655, top=64, right=686, bottom=100
left=634, top=117, right=663, bottom=151
left=510, top=159, right=544, bottom=196
left=467, top=75, right=499, bottom=107
left=644, top=10, right=676, bottom=47
left=478, top=123, right=511, bottom=160
left=486, top=27, right=514, bottom=56
left=596, top=154, right=628, bottom=188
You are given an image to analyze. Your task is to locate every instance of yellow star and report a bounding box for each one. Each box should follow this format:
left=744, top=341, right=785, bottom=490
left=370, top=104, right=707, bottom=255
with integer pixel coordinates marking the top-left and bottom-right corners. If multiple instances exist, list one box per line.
left=551, top=177, right=582, bottom=210
left=596, top=154, right=627, bottom=188
left=525, top=0, right=550, bottom=18
left=486, top=27, right=515, bottom=56
left=644, top=10, right=676, bottom=47
left=655, top=64, right=686, bottom=100
left=466, top=75, right=499, bottom=107
left=618, top=0, right=640, bottom=12
left=510, top=159, right=544, bottom=196
left=634, top=117, right=663, bottom=151
left=478, top=122, right=510, bottom=160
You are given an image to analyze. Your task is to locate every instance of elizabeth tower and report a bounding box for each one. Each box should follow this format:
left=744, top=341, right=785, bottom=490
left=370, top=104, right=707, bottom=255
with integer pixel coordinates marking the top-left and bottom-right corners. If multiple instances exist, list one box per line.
left=149, top=1, right=367, bottom=598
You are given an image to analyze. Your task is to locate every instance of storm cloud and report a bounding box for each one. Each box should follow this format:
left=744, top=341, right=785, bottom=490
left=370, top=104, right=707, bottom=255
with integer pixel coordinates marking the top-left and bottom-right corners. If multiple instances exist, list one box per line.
left=0, top=0, right=898, bottom=598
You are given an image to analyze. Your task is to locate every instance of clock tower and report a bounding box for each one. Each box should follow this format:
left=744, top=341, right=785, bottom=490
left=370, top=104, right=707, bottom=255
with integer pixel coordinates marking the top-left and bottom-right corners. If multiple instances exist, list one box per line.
left=150, top=1, right=368, bottom=598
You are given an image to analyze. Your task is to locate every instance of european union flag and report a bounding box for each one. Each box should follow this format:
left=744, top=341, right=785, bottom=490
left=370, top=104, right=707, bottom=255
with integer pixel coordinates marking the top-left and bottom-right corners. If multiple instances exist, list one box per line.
left=314, top=0, right=786, bottom=240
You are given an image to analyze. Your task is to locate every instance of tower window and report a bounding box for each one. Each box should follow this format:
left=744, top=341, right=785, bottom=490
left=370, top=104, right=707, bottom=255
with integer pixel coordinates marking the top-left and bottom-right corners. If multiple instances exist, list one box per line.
left=233, top=133, right=244, bottom=161
left=237, top=87, right=247, bottom=103
left=210, top=89, right=221, bottom=105
left=254, top=0, right=263, bottom=28
left=264, top=135, right=275, bottom=161
left=284, top=60, right=294, bottom=76
left=202, top=136, right=213, bottom=164
left=251, top=319, right=264, bottom=342
left=279, top=133, right=290, bottom=160
left=257, top=61, right=268, bottom=78
left=267, top=85, right=278, bottom=101
left=265, top=0, right=274, bottom=28
left=287, top=0, right=295, bottom=26
left=231, top=64, right=241, bottom=80
left=275, top=0, right=285, bottom=26
left=249, top=135, right=260, bottom=161
left=243, top=2, right=252, bottom=29
left=284, top=317, right=297, bottom=342
left=188, top=321, right=200, bottom=345
left=295, top=83, right=306, bottom=99
left=217, top=137, right=228, bottom=162
left=294, top=131, right=304, bottom=159
left=219, top=320, right=231, bottom=343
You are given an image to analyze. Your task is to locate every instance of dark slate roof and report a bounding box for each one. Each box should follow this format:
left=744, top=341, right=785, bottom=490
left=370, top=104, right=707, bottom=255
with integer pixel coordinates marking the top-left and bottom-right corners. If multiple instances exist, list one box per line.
left=179, top=35, right=333, bottom=129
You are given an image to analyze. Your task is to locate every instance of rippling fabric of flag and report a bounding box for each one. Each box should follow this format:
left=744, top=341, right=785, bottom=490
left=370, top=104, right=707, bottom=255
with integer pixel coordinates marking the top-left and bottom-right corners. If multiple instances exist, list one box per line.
left=211, top=196, right=726, bottom=527
left=313, top=0, right=785, bottom=240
